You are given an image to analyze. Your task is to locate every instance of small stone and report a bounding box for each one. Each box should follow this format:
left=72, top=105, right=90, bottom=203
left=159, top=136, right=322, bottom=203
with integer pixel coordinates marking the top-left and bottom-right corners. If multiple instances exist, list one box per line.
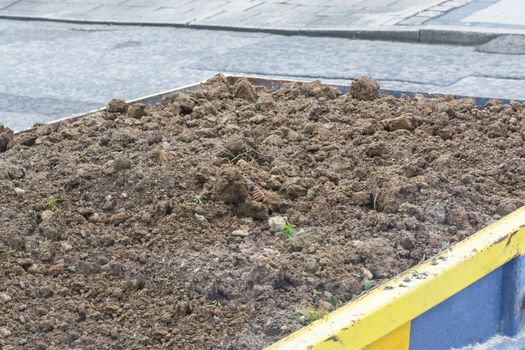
left=13, top=187, right=26, bottom=195
left=194, top=213, right=209, bottom=227
left=0, top=327, right=11, bottom=337
left=268, top=216, right=286, bottom=233
left=60, top=241, right=73, bottom=252
left=0, top=292, right=12, bottom=303
left=231, top=229, right=250, bottom=237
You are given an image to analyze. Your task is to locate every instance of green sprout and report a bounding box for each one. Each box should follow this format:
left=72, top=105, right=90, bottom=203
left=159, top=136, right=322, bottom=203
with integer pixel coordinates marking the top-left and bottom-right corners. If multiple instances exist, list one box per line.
left=328, top=295, right=338, bottom=309
left=42, top=195, right=59, bottom=211
left=282, top=220, right=295, bottom=238
left=363, top=278, right=372, bottom=291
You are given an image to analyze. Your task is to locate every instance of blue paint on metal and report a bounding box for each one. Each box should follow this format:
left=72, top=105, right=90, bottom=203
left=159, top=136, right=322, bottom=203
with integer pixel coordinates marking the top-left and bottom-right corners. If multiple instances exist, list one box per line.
left=499, top=255, right=525, bottom=336
left=409, top=266, right=504, bottom=350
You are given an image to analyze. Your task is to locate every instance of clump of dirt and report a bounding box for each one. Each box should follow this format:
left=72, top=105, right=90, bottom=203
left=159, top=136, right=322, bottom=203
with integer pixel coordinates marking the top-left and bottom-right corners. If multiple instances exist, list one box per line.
left=350, top=75, right=380, bottom=100
left=234, top=77, right=258, bottom=102
left=1, top=75, right=525, bottom=349
left=107, top=98, right=128, bottom=114
left=0, top=124, right=13, bottom=152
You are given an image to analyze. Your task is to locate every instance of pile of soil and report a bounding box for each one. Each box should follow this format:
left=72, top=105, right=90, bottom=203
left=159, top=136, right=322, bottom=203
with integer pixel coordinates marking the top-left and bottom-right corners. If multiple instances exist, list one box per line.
left=1, top=74, right=525, bottom=349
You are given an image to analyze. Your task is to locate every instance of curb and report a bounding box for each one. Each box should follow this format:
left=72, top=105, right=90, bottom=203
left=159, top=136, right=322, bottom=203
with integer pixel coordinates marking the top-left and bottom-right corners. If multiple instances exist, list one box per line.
left=1, top=14, right=525, bottom=46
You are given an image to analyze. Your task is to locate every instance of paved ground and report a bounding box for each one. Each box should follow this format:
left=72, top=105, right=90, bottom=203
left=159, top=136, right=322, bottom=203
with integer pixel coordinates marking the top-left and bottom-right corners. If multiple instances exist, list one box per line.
left=1, top=0, right=524, bottom=35
left=2, top=18, right=525, bottom=131
left=0, top=0, right=470, bottom=28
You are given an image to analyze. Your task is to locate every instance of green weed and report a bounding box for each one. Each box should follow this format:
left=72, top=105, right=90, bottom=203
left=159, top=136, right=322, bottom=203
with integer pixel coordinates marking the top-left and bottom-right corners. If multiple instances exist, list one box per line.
left=328, top=295, right=338, bottom=309
left=282, top=220, right=295, bottom=238
left=42, top=195, right=59, bottom=211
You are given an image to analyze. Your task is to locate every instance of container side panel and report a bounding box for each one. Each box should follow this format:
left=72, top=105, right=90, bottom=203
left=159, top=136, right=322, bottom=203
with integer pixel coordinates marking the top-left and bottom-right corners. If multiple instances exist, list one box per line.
left=409, top=266, right=504, bottom=350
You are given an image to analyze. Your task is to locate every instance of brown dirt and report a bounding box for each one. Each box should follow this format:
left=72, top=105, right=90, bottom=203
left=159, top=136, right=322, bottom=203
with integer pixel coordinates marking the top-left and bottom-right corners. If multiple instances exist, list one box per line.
left=1, top=75, right=525, bottom=349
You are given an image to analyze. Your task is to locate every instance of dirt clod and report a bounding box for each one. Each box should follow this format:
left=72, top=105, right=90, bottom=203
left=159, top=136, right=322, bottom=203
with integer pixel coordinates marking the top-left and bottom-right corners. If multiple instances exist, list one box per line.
left=127, top=103, right=147, bottom=119
left=350, top=76, right=380, bottom=101
left=234, top=78, right=258, bottom=102
left=213, top=166, right=249, bottom=205
left=0, top=124, right=13, bottom=152
left=107, top=98, right=128, bottom=113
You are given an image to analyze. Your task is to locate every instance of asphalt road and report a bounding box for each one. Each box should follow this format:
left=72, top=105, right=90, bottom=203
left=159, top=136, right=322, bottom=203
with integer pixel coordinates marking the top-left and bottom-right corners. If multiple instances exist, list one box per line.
left=2, top=19, right=525, bottom=131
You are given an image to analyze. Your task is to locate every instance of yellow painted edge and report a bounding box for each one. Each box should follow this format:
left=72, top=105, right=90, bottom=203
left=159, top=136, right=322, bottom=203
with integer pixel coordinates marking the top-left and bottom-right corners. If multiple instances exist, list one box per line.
left=363, top=322, right=410, bottom=350
left=266, top=206, right=525, bottom=350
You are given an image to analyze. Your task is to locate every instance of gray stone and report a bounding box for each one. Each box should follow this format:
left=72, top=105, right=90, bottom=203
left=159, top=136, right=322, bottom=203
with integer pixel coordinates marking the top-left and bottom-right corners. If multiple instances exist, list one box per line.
left=268, top=216, right=286, bottom=233
left=194, top=213, right=209, bottom=227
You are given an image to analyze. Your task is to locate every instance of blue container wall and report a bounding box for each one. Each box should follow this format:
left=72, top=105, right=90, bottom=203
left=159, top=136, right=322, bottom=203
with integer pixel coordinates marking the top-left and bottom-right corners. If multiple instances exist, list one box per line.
left=408, top=255, right=525, bottom=350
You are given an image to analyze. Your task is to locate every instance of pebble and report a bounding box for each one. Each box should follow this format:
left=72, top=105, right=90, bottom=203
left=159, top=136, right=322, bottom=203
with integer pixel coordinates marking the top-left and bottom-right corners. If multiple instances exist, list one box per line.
left=194, top=213, right=209, bottom=227
left=0, top=292, right=11, bottom=303
left=268, top=216, right=286, bottom=233
left=0, top=327, right=11, bottom=337
left=231, top=229, right=250, bottom=237
left=13, top=187, right=25, bottom=195
left=60, top=241, right=73, bottom=252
